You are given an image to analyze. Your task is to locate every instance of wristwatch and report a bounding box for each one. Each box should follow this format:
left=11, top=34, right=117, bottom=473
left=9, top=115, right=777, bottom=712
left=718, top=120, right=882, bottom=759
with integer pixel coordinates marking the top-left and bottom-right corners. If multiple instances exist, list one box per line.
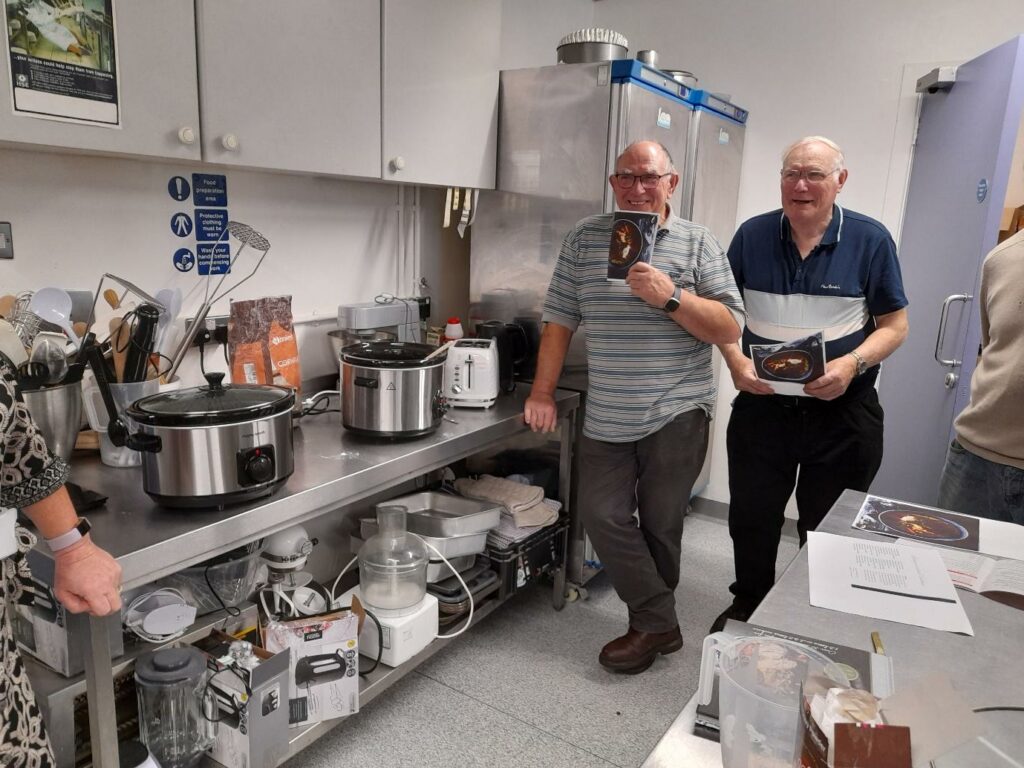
left=663, top=287, right=681, bottom=313
left=45, top=517, right=91, bottom=553
left=848, top=349, right=869, bottom=376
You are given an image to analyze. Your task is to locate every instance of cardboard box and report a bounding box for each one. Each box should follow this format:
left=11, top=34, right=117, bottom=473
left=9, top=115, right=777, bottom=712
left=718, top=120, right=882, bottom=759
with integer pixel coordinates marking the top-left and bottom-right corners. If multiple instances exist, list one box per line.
left=263, top=610, right=359, bottom=728
left=197, top=632, right=290, bottom=768
left=14, top=549, right=123, bottom=677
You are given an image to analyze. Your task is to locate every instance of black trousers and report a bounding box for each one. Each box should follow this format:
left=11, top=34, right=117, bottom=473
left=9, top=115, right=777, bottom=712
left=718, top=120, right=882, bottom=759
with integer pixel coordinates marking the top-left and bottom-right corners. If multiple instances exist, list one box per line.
left=578, top=410, right=709, bottom=633
left=726, top=389, right=884, bottom=607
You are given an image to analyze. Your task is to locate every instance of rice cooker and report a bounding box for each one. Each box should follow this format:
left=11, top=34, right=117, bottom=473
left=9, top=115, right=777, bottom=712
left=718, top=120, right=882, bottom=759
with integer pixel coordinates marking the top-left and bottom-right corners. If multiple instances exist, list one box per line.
left=340, top=341, right=447, bottom=437
left=124, top=372, right=295, bottom=509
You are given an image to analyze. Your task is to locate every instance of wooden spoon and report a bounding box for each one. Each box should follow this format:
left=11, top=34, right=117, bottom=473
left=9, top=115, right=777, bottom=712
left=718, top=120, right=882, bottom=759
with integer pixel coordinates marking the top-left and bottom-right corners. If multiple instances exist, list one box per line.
left=109, top=316, right=129, bottom=383
left=103, top=288, right=121, bottom=309
left=0, top=294, right=16, bottom=319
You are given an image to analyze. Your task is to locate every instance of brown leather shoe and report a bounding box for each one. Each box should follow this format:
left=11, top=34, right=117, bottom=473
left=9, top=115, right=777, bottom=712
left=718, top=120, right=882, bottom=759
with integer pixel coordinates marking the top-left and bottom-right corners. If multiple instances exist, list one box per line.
left=598, top=626, right=683, bottom=674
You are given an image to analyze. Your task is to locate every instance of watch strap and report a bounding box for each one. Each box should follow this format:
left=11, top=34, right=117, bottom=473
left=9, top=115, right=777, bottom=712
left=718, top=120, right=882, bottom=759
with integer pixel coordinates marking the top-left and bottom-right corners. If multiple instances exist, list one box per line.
left=45, top=517, right=91, bottom=552
left=663, top=287, right=681, bottom=313
left=848, top=350, right=867, bottom=376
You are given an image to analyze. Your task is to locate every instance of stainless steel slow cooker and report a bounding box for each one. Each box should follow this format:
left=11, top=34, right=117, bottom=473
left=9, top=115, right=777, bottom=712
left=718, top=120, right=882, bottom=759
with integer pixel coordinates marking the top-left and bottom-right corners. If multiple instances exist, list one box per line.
left=124, top=373, right=295, bottom=508
left=340, top=341, right=447, bottom=437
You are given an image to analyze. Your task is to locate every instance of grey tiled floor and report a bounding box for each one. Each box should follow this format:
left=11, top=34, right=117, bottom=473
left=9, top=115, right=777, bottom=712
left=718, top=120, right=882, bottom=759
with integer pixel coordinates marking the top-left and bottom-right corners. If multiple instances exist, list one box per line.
left=283, top=511, right=800, bottom=768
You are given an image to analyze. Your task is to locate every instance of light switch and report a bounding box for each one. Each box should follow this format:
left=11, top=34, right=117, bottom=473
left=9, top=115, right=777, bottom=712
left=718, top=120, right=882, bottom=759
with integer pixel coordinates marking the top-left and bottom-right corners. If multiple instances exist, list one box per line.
left=0, top=222, right=12, bottom=259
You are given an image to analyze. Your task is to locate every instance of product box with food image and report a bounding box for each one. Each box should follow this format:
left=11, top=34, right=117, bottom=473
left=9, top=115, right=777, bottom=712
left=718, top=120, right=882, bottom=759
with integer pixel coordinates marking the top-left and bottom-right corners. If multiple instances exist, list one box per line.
left=607, top=210, right=659, bottom=281
left=262, top=609, right=359, bottom=728
left=750, top=331, right=826, bottom=396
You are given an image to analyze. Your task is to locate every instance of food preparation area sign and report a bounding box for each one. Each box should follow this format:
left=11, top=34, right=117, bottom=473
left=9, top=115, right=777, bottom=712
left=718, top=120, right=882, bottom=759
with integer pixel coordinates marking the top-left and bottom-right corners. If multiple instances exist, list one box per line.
left=4, top=0, right=120, bottom=126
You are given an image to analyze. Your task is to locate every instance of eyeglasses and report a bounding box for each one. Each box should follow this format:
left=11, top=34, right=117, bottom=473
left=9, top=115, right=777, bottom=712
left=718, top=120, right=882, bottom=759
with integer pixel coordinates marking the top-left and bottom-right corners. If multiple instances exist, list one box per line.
left=611, top=172, right=672, bottom=189
left=781, top=167, right=839, bottom=184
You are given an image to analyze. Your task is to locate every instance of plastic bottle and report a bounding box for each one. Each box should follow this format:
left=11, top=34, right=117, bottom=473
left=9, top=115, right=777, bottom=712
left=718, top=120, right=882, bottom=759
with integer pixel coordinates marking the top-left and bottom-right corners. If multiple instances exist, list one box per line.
left=443, top=317, right=464, bottom=343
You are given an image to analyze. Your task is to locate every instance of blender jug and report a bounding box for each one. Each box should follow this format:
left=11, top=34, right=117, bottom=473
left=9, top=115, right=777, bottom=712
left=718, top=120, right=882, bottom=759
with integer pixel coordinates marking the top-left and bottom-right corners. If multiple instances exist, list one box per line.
left=698, top=634, right=847, bottom=768
left=135, top=647, right=216, bottom=768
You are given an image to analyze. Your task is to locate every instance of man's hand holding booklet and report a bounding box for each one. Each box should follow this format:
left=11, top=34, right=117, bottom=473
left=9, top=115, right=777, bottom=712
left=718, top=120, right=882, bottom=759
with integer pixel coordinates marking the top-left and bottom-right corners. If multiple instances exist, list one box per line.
left=750, top=331, right=827, bottom=396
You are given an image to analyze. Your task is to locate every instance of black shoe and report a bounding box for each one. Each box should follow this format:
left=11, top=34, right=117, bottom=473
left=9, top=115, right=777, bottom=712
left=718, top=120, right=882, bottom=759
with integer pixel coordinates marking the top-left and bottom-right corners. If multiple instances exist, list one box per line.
left=709, top=602, right=754, bottom=634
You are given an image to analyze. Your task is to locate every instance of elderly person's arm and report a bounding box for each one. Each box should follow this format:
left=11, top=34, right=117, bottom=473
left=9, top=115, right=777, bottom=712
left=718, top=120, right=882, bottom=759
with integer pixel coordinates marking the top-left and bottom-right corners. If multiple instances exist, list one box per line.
left=23, top=487, right=122, bottom=615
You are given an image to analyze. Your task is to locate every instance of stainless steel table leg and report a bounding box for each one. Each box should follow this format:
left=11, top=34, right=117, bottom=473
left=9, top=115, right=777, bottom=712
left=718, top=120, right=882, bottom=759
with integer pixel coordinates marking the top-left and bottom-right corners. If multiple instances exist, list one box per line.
left=84, top=613, right=120, bottom=766
left=554, top=411, right=574, bottom=610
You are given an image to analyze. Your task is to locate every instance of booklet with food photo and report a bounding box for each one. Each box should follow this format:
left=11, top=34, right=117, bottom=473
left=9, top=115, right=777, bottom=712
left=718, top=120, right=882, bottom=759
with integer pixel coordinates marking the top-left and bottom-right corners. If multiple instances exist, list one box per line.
left=852, top=494, right=981, bottom=552
left=607, top=211, right=659, bottom=281
left=749, top=331, right=826, bottom=396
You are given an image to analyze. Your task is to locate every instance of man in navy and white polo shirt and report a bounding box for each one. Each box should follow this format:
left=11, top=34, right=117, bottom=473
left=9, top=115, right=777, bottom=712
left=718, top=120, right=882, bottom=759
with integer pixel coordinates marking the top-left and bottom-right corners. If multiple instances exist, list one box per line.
left=524, top=140, right=745, bottom=674
left=711, top=136, right=909, bottom=633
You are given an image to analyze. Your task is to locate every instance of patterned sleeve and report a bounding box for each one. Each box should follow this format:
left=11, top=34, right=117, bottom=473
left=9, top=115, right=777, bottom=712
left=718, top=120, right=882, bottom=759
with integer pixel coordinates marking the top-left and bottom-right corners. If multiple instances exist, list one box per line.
left=0, top=356, right=70, bottom=509
left=541, top=223, right=583, bottom=332
left=696, top=228, right=746, bottom=330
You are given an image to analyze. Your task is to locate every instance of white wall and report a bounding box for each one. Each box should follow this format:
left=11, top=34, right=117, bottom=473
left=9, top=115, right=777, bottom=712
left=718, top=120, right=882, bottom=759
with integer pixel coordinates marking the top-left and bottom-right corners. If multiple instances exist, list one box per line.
left=590, top=1, right=1024, bottom=506
left=0, top=147, right=454, bottom=387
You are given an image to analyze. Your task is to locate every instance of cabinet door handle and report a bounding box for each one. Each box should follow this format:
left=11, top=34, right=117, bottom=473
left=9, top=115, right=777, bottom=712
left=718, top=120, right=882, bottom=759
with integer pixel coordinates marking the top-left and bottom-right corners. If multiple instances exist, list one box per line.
left=390, top=156, right=406, bottom=172
left=177, top=126, right=197, bottom=145
left=221, top=134, right=240, bottom=152
left=934, top=293, right=972, bottom=368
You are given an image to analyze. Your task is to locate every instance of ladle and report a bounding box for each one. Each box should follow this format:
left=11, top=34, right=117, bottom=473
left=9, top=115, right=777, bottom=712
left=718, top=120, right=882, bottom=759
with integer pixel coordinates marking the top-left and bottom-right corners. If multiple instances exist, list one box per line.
left=29, top=287, right=81, bottom=348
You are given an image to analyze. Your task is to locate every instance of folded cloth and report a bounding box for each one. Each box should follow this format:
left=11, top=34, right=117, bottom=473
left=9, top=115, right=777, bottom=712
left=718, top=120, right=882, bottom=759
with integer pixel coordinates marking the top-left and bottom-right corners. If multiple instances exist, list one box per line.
left=486, top=498, right=562, bottom=549
left=455, top=474, right=543, bottom=515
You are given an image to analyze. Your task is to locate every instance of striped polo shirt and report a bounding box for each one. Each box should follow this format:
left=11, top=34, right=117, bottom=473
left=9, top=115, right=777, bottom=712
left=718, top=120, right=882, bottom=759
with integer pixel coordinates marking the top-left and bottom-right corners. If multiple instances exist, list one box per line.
left=728, top=204, right=908, bottom=397
left=543, top=210, right=745, bottom=442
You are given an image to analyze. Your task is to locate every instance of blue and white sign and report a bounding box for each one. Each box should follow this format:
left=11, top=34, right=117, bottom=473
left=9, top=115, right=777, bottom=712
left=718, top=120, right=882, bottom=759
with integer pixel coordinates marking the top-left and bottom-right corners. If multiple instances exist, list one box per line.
left=173, top=247, right=196, bottom=273
left=198, top=242, right=231, bottom=275
left=171, top=212, right=193, bottom=237
left=168, top=176, right=191, bottom=201
left=192, top=173, right=228, bottom=207
left=195, top=209, right=229, bottom=242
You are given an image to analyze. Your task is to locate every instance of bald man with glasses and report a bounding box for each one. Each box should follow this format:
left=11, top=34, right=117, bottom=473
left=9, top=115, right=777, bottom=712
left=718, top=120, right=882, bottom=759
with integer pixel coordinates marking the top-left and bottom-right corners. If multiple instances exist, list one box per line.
left=525, top=140, right=744, bottom=674
left=711, top=136, right=909, bottom=633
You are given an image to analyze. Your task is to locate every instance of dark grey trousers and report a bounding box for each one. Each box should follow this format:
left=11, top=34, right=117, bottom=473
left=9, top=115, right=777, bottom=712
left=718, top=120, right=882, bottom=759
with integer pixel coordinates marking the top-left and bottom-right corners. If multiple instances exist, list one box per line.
left=577, top=409, right=709, bottom=633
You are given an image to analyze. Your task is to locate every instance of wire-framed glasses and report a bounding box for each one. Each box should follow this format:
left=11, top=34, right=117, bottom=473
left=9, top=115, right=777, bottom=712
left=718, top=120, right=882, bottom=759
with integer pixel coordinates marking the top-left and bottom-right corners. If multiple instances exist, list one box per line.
left=780, top=167, right=839, bottom=184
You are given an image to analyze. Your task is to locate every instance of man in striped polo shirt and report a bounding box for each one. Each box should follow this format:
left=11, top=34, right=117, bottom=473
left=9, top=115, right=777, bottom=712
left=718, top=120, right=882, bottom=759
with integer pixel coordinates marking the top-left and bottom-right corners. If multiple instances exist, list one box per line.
left=525, top=140, right=744, bottom=674
left=711, top=136, right=909, bottom=634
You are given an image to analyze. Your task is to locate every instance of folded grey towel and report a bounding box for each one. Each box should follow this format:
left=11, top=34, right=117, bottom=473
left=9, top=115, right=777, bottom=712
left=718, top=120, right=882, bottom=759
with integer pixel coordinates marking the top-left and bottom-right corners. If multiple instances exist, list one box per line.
left=455, top=475, right=544, bottom=515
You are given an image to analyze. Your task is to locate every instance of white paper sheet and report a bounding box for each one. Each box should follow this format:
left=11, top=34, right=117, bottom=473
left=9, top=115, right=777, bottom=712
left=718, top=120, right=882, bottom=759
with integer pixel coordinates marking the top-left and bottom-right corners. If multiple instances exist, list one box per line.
left=978, top=517, right=1024, bottom=559
left=807, top=531, right=974, bottom=635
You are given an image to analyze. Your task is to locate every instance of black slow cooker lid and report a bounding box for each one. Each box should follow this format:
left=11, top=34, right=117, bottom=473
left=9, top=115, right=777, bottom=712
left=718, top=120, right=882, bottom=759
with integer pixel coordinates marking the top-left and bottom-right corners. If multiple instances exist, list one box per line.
left=341, top=341, right=445, bottom=368
left=125, top=372, right=294, bottom=427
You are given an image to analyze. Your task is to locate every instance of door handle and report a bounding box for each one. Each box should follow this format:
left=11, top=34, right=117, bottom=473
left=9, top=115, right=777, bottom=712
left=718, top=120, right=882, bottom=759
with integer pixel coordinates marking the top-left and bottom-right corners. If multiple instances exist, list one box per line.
left=934, top=293, right=972, bottom=368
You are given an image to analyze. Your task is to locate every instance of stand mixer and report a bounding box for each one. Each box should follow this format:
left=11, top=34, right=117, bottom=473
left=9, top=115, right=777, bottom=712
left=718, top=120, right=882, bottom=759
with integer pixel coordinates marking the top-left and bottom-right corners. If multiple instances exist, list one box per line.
left=257, top=525, right=328, bottom=619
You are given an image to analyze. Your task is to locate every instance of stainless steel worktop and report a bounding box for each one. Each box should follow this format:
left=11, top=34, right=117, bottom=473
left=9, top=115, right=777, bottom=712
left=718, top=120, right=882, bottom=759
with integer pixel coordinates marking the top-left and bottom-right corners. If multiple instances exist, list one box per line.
left=644, top=489, right=1024, bottom=767
left=64, top=388, right=579, bottom=590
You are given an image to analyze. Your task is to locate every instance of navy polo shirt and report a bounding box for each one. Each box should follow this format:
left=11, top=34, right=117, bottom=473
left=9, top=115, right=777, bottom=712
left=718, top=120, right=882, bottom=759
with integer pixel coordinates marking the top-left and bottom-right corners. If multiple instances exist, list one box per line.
left=727, top=204, right=908, bottom=395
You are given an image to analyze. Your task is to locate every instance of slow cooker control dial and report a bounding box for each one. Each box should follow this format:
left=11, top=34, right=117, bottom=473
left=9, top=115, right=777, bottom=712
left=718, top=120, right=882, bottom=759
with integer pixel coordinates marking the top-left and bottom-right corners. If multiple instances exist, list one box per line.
left=237, top=446, right=277, bottom=486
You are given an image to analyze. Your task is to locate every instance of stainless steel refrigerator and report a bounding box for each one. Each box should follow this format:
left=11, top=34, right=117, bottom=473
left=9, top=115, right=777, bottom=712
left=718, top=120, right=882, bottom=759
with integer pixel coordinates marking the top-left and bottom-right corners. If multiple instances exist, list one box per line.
left=470, top=60, right=748, bottom=588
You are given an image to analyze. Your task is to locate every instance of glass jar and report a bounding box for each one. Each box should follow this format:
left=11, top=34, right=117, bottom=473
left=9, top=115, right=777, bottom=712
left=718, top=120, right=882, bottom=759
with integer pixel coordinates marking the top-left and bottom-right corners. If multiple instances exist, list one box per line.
left=358, top=505, right=428, bottom=612
left=134, top=647, right=216, bottom=768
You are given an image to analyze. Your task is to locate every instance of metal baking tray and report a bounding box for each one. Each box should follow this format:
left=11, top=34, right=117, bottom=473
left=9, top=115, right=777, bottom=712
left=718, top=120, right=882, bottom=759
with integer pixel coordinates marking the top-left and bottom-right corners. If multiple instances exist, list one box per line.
left=355, top=520, right=489, bottom=560
left=376, top=492, right=501, bottom=537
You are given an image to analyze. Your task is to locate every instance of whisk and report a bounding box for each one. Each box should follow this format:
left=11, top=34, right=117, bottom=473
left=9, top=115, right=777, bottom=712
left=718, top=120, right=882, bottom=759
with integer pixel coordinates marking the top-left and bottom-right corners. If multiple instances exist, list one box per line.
left=165, top=221, right=271, bottom=381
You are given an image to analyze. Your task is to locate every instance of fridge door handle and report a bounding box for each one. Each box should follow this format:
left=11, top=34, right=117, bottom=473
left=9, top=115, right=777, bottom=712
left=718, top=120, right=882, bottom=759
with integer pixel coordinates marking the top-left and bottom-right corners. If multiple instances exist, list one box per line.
left=934, top=293, right=972, bottom=368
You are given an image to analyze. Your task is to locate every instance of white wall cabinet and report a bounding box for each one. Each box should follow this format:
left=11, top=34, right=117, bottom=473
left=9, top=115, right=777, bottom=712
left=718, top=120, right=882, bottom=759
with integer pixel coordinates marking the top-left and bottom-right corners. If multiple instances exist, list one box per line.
left=381, top=0, right=500, bottom=188
left=0, top=0, right=201, bottom=161
left=194, top=0, right=381, bottom=177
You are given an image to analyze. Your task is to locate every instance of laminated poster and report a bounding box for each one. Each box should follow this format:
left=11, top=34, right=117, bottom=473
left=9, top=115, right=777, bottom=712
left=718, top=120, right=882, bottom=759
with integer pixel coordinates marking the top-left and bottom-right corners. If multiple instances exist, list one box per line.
left=4, top=0, right=119, bottom=126
left=607, top=210, right=658, bottom=281
left=750, top=331, right=826, bottom=396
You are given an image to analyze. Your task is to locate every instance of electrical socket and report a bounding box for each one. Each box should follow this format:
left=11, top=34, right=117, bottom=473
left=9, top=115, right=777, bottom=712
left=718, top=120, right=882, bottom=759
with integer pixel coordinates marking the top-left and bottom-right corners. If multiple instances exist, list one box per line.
left=185, top=315, right=229, bottom=347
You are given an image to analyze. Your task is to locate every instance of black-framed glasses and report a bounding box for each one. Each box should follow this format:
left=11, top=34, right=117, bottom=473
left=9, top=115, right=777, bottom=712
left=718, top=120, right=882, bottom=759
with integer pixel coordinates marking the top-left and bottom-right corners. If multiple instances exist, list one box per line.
left=611, top=172, right=672, bottom=189
left=780, top=167, right=839, bottom=184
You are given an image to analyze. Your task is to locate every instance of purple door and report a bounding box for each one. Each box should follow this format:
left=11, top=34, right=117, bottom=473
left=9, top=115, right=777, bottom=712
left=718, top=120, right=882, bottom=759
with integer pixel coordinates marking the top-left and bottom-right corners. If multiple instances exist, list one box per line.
left=874, top=35, right=1024, bottom=505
